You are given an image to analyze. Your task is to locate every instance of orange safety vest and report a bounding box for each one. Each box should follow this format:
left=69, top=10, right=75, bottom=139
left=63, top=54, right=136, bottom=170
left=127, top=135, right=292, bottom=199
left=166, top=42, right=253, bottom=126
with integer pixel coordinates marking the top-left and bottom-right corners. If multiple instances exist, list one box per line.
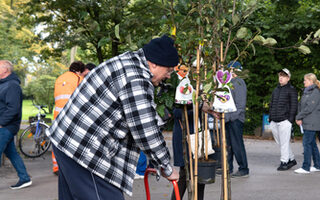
left=53, top=71, right=83, bottom=119
left=52, top=71, right=82, bottom=173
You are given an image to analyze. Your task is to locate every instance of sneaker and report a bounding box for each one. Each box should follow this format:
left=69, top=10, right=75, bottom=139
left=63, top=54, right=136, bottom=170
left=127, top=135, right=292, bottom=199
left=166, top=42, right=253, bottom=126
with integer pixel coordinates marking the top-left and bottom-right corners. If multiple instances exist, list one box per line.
left=310, top=167, right=320, bottom=172
left=294, top=168, right=310, bottom=174
left=10, top=180, right=32, bottom=190
left=231, top=171, right=249, bottom=178
left=134, top=174, right=144, bottom=179
left=287, top=159, right=297, bottom=169
left=277, top=162, right=289, bottom=171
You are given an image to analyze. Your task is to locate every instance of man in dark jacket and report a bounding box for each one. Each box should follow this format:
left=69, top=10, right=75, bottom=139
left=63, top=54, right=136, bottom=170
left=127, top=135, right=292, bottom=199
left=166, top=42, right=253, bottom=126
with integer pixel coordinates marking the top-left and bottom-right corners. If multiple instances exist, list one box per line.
left=0, top=60, right=32, bottom=189
left=269, top=68, right=298, bottom=171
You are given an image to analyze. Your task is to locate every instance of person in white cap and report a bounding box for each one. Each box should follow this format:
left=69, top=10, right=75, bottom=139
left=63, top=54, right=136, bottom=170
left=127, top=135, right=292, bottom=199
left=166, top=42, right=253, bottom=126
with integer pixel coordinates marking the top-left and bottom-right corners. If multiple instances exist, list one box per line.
left=269, top=68, right=298, bottom=171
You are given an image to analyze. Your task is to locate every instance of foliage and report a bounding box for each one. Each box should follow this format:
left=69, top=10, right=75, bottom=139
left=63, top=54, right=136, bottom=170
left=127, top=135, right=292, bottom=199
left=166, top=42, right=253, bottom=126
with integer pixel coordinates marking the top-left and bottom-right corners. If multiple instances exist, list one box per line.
left=23, top=75, right=55, bottom=113
left=19, top=0, right=167, bottom=63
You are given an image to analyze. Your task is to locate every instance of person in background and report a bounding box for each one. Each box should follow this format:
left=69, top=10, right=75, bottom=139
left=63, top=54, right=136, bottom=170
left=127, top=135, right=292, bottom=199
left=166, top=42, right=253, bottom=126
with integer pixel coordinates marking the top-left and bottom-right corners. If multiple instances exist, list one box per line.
left=51, top=61, right=88, bottom=175
left=269, top=68, right=298, bottom=171
left=0, top=60, right=32, bottom=189
left=46, top=35, right=179, bottom=199
left=294, top=73, right=320, bottom=174
left=225, top=61, right=249, bottom=177
left=81, top=63, right=96, bottom=77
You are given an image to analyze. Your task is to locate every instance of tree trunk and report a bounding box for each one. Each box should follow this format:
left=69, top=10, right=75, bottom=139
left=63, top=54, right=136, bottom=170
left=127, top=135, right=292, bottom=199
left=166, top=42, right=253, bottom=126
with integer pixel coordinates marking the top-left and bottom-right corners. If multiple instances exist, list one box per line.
left=112, top=38, right=119, bottom=57
left=96, top=46, right=104, bottom=64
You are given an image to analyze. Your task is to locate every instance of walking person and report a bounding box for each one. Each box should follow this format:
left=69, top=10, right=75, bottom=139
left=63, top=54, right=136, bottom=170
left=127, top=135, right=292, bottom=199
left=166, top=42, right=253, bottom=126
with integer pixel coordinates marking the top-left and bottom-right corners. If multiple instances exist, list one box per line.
left=225, top=61, right=249, bottom=177
left=294, top=73, right=320, bottom=174
left=0, top=60, right=32, bottom=189
left=269, top=68, right=298, bottom=171
left=46, top=35, right=179, bottom=199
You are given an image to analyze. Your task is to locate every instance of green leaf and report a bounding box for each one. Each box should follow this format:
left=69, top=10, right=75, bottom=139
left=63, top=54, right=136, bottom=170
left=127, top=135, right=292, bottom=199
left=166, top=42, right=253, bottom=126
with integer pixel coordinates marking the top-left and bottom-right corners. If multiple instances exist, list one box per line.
left=253, top=35, right=265, bottom=44
left=203, top=82, right=212, bottom=93
left=156, top=104, right=165, bottom=117
left=314, top=29, right=320, bottom=38
left=263, top=38, right=277, bottom=46
left=115, top=24, right=120, bottom=40
left=251, top=43, right=256, bottom=56
left=98, top=37, right=110, bottom=48
left=236, top=27, right=248, bottom=39
left=232, top=15, right=240, bottom=25
left=298, top=45, right=311, bottom=54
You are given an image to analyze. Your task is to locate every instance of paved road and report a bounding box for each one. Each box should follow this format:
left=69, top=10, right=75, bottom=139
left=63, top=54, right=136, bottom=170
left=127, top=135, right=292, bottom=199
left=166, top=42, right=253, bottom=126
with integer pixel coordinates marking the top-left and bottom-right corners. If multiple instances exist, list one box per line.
left=1, top=133, right=320, bottom=200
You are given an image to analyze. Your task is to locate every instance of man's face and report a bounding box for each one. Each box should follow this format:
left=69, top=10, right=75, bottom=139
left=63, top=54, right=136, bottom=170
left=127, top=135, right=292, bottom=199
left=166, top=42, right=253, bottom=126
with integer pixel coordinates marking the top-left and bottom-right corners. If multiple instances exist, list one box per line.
left=0, top=65, right=8, bottom=79
left=81, top=69, right=90, bottom=77
left=149, top=62, right=174, bottom=86
left=279, top=75, right=290, bottom=86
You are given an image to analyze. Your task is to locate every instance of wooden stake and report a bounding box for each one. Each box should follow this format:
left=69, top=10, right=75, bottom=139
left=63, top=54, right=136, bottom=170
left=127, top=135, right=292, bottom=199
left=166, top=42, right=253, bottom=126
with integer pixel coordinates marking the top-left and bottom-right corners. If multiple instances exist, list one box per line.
left=194, top=47, right=201, bottom=200
left=184, top=105, right=194, bottom=188
left=221, top=113, right=228, bottom=200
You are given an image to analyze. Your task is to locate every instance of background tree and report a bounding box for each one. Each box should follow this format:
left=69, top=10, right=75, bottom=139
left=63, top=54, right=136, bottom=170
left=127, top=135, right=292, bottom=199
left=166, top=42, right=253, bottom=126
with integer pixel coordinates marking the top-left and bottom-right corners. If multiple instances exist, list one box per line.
left=20, top=0, right=168, bottom=63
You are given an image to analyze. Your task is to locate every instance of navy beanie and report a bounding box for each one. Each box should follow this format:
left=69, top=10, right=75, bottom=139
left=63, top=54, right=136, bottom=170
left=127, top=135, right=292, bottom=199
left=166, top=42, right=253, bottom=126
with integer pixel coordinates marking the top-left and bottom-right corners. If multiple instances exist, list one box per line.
left=143, top=35, right=179, bottom=67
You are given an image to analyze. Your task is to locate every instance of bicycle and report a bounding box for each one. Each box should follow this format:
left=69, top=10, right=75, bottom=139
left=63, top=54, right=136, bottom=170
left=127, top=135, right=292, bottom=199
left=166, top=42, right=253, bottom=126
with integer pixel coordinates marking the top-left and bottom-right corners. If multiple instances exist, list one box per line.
left=19, top=104, right=52, bottom=158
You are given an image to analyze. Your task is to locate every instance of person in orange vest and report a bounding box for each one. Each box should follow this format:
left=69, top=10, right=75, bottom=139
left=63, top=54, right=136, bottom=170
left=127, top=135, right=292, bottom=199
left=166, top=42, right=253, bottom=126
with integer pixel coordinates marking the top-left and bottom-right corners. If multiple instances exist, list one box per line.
left=52, top=61, right=96, bottom=175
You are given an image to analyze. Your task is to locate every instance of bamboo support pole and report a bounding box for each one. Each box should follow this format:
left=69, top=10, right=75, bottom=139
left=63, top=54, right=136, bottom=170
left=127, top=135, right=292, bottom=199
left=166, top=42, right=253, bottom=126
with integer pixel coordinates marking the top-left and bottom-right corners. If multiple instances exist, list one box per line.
left=204, top=64, right=208, bottom=160
left=194, top=48, right=201, bottom=200
left=220, top=42, right=229, bottom=200
left=184, top=105, right=194, bottom=188
left=221, top=113, right=228, bottom=200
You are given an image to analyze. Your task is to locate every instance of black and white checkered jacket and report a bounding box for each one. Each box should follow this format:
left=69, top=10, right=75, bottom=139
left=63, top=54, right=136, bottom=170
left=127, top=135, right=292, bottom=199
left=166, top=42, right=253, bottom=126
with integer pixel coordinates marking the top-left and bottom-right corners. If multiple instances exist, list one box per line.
left=46, top=49, right=172, bottom=196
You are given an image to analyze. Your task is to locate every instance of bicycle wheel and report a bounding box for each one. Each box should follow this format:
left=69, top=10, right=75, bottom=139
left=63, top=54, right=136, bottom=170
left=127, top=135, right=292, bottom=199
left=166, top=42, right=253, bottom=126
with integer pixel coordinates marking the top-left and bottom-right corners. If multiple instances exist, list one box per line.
left=19, top=122, right=51, bottom=158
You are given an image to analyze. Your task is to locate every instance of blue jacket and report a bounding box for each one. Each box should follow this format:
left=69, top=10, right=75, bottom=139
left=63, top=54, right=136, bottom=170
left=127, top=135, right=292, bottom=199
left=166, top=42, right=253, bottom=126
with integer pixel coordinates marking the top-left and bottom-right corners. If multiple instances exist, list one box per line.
left=0, top=73, right=22, bottom=135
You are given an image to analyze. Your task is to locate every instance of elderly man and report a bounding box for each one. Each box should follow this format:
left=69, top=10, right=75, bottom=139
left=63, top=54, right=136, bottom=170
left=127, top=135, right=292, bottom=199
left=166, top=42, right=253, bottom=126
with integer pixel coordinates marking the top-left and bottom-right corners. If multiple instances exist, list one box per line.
left=46, top=35, right=179, bottom=199
left=0, top=60, right=32, bottom=189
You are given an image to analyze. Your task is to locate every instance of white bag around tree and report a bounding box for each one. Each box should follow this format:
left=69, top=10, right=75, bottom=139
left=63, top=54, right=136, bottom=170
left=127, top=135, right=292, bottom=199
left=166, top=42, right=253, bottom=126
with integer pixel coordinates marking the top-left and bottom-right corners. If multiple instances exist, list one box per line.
left=188, top=130, right=215, bottom=159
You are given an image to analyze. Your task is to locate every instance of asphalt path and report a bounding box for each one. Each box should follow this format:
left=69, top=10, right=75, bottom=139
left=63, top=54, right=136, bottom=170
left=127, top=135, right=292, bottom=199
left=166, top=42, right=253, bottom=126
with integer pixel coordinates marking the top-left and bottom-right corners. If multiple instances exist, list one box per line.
left=1, top=133, right=320, bottom=200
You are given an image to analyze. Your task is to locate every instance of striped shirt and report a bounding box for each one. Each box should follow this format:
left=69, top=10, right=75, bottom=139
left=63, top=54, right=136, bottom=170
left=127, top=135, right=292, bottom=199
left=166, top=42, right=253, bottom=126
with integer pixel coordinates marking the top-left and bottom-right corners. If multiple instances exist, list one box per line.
left=46, top=49, right=172, bottom=196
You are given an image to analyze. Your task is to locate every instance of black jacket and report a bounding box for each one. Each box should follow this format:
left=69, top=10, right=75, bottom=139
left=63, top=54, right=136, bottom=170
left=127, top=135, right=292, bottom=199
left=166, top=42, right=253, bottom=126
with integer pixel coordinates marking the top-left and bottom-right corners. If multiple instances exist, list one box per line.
left=269, top=82, right=298, bottom=123
left=0, top=73, right=22, bottom=134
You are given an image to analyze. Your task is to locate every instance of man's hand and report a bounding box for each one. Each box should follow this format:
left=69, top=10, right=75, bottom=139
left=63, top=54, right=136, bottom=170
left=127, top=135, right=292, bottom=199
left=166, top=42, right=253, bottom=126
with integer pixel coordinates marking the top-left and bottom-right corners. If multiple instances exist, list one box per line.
left=296, top=120, right=302, bottom=126
left=162, top=168, right=179, bottom=181
left=0, top=125, right=2, bottom=128
left=202, top=102, right=220, bottom=119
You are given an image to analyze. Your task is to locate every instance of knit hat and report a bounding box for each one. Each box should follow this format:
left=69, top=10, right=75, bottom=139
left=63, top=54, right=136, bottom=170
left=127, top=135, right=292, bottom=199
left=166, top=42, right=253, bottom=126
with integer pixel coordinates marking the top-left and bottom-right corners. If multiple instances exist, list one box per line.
left=143, top=35, right=179, bottom=67
left=227, top=61, right=243, bottom=71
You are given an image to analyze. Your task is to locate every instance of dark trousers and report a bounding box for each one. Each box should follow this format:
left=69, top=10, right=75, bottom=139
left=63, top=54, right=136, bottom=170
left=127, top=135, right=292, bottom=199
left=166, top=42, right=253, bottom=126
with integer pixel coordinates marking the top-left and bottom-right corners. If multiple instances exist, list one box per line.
left=171, top=166, right=205, bottom=200
left=225, top=120, right=249, bottom=174
left=52, top=145, right=124, bottom=200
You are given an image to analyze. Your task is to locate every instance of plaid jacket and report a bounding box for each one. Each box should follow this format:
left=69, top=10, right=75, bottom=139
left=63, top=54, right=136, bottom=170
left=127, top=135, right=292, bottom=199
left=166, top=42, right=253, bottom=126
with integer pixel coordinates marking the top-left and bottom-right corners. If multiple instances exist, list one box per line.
left=46, top=49, right=172, bottom=196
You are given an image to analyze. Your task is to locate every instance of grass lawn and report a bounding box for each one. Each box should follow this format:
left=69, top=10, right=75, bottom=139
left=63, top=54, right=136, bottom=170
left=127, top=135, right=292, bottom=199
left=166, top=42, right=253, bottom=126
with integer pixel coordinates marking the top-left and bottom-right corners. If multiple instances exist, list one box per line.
left=22, top=100, right=53, bottom=122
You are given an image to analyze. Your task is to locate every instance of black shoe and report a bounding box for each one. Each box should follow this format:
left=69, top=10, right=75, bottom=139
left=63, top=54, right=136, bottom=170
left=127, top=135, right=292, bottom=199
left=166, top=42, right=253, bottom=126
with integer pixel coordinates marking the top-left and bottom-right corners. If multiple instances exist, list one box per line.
left=231, top=171, right=249, bottom=178
left=277, top=162, right=289, bottom=171
left=10, top=179, right=32, bottom=190
left=287, top=159, right=297, bottom=169
left=53, top=171, right=59, bottom=176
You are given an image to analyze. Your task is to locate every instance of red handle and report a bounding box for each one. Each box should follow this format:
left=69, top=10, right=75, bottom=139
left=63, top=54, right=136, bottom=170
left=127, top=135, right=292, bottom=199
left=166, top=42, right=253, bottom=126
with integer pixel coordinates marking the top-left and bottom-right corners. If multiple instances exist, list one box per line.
left=144, top=168, right=180, bottom=200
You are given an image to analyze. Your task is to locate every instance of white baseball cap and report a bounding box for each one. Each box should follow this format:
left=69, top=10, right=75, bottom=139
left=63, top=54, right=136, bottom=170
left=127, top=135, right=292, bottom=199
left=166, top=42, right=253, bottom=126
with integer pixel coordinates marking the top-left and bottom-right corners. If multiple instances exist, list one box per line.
left=280, top=68, right=291, bottom=78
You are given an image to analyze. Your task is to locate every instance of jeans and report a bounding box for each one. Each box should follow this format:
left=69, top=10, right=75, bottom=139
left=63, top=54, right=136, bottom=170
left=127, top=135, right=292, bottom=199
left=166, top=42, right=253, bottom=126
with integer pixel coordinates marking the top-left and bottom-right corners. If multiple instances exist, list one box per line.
left=302, top=130, right=320, bottom=171
left=172, top=108, right=194, bottom=167
left=0, top=128, right=30, bottom=182
left=136, top=151, right=147, bottom=176
left=225, top=120, right=249, bottom=174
